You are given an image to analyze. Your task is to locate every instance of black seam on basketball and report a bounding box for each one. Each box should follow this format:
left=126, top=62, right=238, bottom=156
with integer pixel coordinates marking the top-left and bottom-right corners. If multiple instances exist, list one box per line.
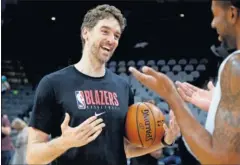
left=143, top=102, right=156, bottom=147
left=136, top=103, right=144, bottom=147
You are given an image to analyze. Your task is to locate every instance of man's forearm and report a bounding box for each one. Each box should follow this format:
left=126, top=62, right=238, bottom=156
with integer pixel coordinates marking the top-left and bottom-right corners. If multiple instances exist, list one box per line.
left=125, top=142, right=164, bottom=158
left=27, top=136, right=70, bottom=165
left=168, top=93, right=216, bottom=163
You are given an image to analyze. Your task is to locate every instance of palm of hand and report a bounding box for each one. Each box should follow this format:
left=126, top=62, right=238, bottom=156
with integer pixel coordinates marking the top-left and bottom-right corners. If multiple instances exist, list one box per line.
left=193, top=89, right=212, bottom=100
left=140, top=71, right=177, bottom=100
left=163, top=110, right=180, bottom=145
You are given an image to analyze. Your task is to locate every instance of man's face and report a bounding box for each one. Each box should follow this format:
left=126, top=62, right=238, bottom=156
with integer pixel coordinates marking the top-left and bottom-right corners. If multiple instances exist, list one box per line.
left=211, top=1, right=237, bottom=49
left=83, top=17, right=121, bottom=64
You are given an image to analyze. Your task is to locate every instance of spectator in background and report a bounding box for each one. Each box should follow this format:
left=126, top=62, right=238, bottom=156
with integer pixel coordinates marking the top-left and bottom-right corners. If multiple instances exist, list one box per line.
left=2, top=75, right=11, bottom=93
left=1, top=114, right=14, bottom=165
left=11, top=118, right=28, bottom=165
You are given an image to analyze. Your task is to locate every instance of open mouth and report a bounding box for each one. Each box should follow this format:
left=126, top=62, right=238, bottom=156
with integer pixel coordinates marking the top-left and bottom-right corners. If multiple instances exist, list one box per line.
left=101, top=46, right=111, bottom=53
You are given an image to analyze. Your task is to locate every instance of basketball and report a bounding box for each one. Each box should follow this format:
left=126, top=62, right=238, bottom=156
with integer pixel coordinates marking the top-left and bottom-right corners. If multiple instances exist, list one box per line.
left=125, top=102, right=165, bottom=148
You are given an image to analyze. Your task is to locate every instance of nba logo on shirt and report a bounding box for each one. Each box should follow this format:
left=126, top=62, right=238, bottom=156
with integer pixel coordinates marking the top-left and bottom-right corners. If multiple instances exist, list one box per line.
left=75, top=91, right=86, bottom=109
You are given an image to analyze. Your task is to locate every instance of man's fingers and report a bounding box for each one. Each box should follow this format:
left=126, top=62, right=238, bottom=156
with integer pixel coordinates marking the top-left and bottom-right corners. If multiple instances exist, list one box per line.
left=163, top=123, right=169, bottom=133
left=176, top=82, right=194, bottom=97
left=182, top=83, right=195, bottom=96
left=184, top=82, right=198, bottom=92
left=76, top=118, right=103, bottom=135
left=141, top=66, right=159, bottom=77
left=84, top=123, right=105, bottom=138
left=177, top=88, right=191, bottom=102
left=75, top=116, right=97, bottom=130
left=129, top=67, right=145, bottom=81
left=129, top=67, right=151, bottom=82
left=147, top=100, right=155, bottom=105
left=170, top=120, right=174, bottom=130
left=207, top=81, right=215, bottom=90
left=61, top=113, right=70, bottom=130
left=86, top=129, right=103, bottom=143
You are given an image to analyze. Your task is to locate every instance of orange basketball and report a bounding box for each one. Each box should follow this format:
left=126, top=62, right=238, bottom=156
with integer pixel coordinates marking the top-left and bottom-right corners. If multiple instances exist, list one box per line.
left=125, top=102, right=165, bottom=148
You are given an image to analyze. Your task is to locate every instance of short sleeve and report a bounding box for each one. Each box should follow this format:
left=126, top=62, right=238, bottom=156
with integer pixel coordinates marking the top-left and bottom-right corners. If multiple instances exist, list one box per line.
left=28, top=76, right=57, bottom=135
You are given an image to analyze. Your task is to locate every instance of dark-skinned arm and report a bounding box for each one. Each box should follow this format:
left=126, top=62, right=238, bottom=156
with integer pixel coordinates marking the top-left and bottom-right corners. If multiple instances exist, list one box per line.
left=168, top=54, right=240, bottom=164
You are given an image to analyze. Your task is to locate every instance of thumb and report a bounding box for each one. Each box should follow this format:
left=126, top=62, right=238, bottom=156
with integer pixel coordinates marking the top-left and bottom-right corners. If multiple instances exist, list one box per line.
left=61, top=113, right=70, bottom=129
left=163, top=123, right=169, bottom=132
left=142, top=66, right=159, bottom=78
left=207, top=81, right=215, bottom=90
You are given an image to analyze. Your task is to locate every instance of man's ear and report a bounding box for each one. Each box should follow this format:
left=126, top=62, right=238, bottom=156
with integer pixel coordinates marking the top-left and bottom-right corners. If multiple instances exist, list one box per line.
left=82, top=27, right=89, bottom=42
left=229, top=6, right=239, bottom=24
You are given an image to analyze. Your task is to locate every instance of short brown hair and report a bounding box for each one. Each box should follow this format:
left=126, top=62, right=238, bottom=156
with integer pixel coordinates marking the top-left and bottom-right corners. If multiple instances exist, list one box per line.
left=80, top=4, right=127, bottom=47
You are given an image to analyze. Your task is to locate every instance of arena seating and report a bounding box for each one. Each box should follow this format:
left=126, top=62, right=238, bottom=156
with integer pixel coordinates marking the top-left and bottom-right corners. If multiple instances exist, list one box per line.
left=2, top=59, right=33, bottom=122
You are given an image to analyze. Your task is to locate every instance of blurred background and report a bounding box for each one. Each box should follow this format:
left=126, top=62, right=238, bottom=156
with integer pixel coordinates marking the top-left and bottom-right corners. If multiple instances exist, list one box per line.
left=1, top=0, right=231, bottom=165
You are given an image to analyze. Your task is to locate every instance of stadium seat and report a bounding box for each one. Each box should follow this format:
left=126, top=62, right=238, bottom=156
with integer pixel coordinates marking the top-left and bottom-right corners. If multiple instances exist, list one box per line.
left=186, top=74, right=194, bottom=82
left=151, top=65, right=159, bottom=71
left=196, top=64, right=206, bottom=71
left=167, top=59, right=176, bottom=66
left=189, top=58, right=198, bottom=65
left=166, top=71, right=174, bottom=80
left=178, top=58, right=187, bottom=65
left=184, top=64, right=194, bottom=73
left=109, top=66, right=116, bottom=73
left=147, top=60, right=156, bottom=66
left=137, top=60, right=145, bottom=67
left=157, top=60, right=166, bottom=66
left=117, top=66, right=126, bottom=73
left=127, top=60, right=135, bottom=67
left=161, top=65, right=170, bottom=73
left=108, top=61, right=117, bottom=67
left=172, top=65, right=182, bottom=73
left=178, top=71, right=187, bottom=82
left=200, top=58, right=208, bottom=64
left=118, top=61, right=126, bottom=67
left=191, top=71, right=200, bottom=79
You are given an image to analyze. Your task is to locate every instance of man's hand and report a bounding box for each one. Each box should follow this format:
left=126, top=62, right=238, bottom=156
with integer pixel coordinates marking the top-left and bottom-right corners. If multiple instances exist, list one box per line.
left=175, top=81, right=214, bottom=111
left=129, top=66, right=177, bottom=101
left=60, top=113, right=105, bottom=149
left=147, top=99, right=180, bottom=145
left=163, top=110, right=180, bottom=145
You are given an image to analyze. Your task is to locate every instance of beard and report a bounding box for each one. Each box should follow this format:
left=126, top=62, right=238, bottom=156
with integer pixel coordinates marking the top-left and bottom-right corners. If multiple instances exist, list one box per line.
left=221, top=35, right=236, bottom=50
left=90, top=41, right=114, bottom=64
left=220, top=23, right=236, bottom=50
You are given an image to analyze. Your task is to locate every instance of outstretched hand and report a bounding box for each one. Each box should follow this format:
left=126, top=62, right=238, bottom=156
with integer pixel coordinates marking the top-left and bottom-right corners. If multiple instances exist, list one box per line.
left=129, top=66, right=178, bottom=101
left=175, top=81, right=214, bottom=111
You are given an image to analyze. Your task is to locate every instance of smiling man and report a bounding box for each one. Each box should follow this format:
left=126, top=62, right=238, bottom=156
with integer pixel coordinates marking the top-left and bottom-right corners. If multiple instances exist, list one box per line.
left=129, top=0, right=240, bottom=164
left=26, top=4, right=180, bottom=165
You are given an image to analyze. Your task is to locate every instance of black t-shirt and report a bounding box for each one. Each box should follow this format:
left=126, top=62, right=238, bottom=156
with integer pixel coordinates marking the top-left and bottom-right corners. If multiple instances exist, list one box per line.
left=29, top=65, right=134, bottom=165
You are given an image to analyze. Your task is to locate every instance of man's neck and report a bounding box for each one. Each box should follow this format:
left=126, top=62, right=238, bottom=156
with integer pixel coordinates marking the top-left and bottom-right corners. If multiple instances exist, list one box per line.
left=237, top=35, right=240, bottom=50
left=236, top=23, right=240, bottom=50
left=75, top=48, right=106, bottom=77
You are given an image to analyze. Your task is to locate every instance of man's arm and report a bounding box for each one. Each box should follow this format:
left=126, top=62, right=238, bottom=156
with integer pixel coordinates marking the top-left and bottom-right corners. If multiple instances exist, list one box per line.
left=26, top=75, right=68, bottom=164
left=124, top=137, right=164, bottom=158
left=26, top=127, right=69, bottom=165
left=168, top=54, right=240, bottom=164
